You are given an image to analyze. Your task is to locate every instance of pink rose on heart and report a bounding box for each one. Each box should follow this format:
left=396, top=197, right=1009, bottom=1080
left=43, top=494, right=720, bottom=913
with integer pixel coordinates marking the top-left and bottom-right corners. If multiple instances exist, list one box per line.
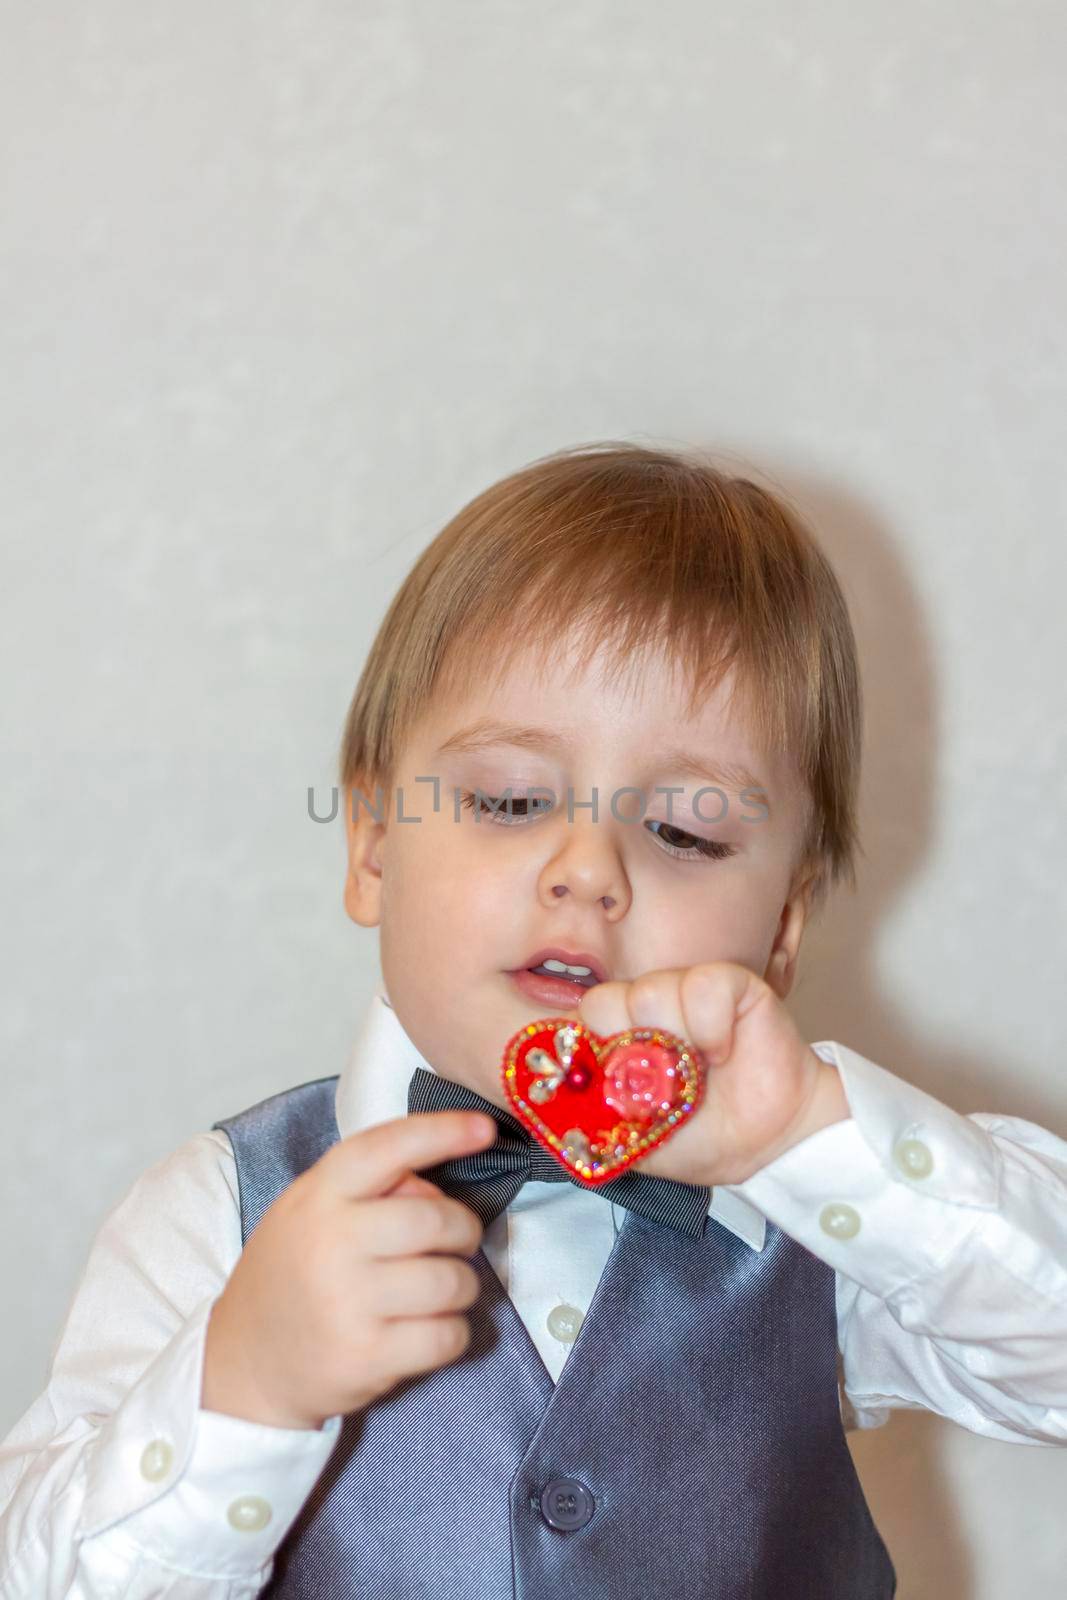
left=602, top=1041, right=682, bottom=1125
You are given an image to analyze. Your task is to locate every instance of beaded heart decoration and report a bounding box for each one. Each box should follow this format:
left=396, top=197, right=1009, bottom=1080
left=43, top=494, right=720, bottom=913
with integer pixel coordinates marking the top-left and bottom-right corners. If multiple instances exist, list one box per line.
left=500, top=1017, right=705, bottom=1185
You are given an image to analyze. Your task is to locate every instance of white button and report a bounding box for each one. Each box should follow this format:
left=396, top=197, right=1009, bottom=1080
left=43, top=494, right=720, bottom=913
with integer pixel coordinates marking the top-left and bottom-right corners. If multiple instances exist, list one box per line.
left=227, top=1495, right=273, bottom=1533
left=139, top=1439, right=173, bottom=1482
left=546, top=1303, right=584, bottom=1343
left=819, top=1202, right=861, bottom=1240
left=894, top=1137, right=934, bottom=1180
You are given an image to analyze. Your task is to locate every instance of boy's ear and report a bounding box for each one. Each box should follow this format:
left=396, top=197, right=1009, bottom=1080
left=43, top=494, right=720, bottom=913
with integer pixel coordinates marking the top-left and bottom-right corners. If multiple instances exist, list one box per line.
left=343, top=783, right=386, bottom=928
left=763, top=866, right=818, bottom=1001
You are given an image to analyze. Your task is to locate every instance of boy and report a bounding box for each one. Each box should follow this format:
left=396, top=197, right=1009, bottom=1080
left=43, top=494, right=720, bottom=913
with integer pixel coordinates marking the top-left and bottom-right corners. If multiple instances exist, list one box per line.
left=2, top=441, right=1066, bottom=1598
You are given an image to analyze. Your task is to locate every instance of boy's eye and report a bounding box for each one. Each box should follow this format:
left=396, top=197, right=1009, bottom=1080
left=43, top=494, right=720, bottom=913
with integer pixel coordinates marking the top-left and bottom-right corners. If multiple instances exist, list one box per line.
left=645, top=819, right=736, bottom=862
left=459, top=791, right=551, bottom=822
left=459, top=791, right=736, bottom=864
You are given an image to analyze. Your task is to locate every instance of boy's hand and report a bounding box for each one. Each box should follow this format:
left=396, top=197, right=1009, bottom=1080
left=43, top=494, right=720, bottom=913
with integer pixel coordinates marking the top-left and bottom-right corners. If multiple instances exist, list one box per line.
left=202, top=1110, right=497, bottom=1431
left=578, top=962, right=849, bottom=1187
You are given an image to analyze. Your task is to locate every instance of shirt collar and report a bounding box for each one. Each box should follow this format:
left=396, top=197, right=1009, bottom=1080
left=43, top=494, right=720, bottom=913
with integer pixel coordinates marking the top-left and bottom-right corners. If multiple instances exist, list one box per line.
left=336, top=978, right=767, bottom=1253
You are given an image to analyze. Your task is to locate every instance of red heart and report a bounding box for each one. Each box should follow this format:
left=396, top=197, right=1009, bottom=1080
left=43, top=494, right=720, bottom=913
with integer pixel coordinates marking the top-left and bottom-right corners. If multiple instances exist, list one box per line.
left=500, top=1016, right=706, bottom=1185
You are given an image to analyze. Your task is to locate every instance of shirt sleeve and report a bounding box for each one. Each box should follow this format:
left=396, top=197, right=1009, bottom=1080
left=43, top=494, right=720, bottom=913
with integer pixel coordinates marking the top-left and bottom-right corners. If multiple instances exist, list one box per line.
left=0, top=1128, right=342, bottom=1598
left=727, top=1040, right=1067, bottom=1447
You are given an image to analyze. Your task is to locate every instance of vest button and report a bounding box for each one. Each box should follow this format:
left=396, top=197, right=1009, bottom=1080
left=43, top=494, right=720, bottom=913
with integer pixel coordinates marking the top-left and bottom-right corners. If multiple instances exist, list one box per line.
left=819, top=1202, right=861, bottom=1240
left=540, top=1477, right=595, bottom=1531
left=139, top=1438, right=173, bottom=1482
left=227, top=1495, right=273, bottom=1533
left=546, top=1303, right=584, bottom=1343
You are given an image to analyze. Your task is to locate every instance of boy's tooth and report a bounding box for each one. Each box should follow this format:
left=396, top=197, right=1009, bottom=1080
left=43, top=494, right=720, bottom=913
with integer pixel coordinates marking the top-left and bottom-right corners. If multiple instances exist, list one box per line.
left=542, top=958, right=593, bottom=976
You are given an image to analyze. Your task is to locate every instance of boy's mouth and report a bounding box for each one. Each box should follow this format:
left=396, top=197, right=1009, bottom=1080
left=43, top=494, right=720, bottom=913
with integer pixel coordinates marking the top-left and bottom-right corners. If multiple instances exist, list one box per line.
left=508, top=946, right=609, bottom=1004
left=528, top=961, right=597, bottom=988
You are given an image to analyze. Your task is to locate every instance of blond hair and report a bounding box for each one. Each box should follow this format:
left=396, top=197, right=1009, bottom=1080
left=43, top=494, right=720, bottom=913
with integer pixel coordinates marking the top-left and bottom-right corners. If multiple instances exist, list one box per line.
left=338, top=441, right=864, bottom=915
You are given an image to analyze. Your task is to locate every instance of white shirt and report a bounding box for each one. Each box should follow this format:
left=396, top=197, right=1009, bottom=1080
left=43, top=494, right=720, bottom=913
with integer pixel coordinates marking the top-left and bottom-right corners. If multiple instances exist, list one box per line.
left=3, top=983, right=1067, bottom=1599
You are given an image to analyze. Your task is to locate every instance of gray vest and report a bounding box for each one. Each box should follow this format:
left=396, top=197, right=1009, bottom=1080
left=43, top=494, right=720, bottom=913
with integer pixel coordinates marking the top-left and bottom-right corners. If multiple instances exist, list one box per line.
left=214, top=1076, right=896, bottom=1599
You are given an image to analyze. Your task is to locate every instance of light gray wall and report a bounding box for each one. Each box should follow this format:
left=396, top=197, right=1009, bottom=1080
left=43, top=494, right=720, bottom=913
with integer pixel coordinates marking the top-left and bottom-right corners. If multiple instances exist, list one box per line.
left=2, top=4, right=1065, bottom=1594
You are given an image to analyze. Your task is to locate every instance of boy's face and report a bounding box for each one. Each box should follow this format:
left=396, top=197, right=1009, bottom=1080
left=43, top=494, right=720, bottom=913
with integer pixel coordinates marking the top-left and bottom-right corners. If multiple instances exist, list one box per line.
left=344, top=632, right=816, bottom=1105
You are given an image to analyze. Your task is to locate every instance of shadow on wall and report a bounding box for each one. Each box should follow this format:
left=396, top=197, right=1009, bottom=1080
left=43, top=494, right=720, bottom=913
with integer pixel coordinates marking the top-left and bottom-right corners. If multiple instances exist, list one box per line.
left=848, top=1411, right=968, bottom=1598
left=719, top=455, right=1063, bottom=1600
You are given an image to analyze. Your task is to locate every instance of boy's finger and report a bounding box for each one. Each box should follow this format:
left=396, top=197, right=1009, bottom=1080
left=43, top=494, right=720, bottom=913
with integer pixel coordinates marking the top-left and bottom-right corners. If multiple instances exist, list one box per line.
left=322, top=1110, right=497, bottom=1202
left=580, top=970, right=686, bottom=1042
left=385, top=1172, right=443, bottom=1199
left=623, top=968, right=688, bottom=1041
left=679, top=962, right=760, bottom=1060
left=577, top=978, right=636, bottom=1038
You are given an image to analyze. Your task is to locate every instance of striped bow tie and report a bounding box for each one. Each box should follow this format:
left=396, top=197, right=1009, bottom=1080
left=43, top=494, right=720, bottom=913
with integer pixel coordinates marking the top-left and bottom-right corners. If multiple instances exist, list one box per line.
left=406, top=1066, right=712, bottom=1238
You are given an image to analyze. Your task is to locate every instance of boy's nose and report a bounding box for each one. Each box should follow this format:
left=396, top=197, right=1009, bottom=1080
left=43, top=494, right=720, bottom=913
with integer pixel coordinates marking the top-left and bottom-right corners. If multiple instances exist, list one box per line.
left=538, top=816, right=631, bottom=919
left=552, top=883, right=618, bottom=911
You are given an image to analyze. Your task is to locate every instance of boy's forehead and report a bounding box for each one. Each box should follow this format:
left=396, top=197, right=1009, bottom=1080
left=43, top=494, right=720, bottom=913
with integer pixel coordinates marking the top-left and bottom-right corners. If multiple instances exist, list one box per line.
left=416, top=634, right=793, bottom=805
left=430, top=634, right=705, bottom=730
left=439, top=628, right=718, bottom=716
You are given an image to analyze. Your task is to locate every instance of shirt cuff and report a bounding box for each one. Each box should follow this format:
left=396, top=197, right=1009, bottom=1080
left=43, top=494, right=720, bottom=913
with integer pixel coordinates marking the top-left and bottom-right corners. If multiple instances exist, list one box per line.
left=78, top=1294, right=343, bottom=1578
left=727, top=1039, right=1003, bottom=1300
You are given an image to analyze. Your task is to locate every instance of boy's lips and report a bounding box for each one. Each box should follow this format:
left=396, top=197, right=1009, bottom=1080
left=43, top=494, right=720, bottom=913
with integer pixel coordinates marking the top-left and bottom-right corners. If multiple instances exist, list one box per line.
left=509, top=967, right=597, bottom=1008
left=507, top=946, right=610, bottom=1009
left=516, top=946, right=610, bottom=984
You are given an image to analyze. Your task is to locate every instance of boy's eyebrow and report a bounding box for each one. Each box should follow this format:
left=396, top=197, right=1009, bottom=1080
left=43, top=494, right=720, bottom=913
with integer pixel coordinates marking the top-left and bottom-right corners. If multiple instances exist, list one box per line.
left=433, top=719, right=771, bottom=805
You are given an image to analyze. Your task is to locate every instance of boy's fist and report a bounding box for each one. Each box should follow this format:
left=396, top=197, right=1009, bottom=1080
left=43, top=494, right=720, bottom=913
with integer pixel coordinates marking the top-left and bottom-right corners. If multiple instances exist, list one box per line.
left=578, top=961, right=849, bottom=1187
left=202, top=1110, right=497, bottom=1431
